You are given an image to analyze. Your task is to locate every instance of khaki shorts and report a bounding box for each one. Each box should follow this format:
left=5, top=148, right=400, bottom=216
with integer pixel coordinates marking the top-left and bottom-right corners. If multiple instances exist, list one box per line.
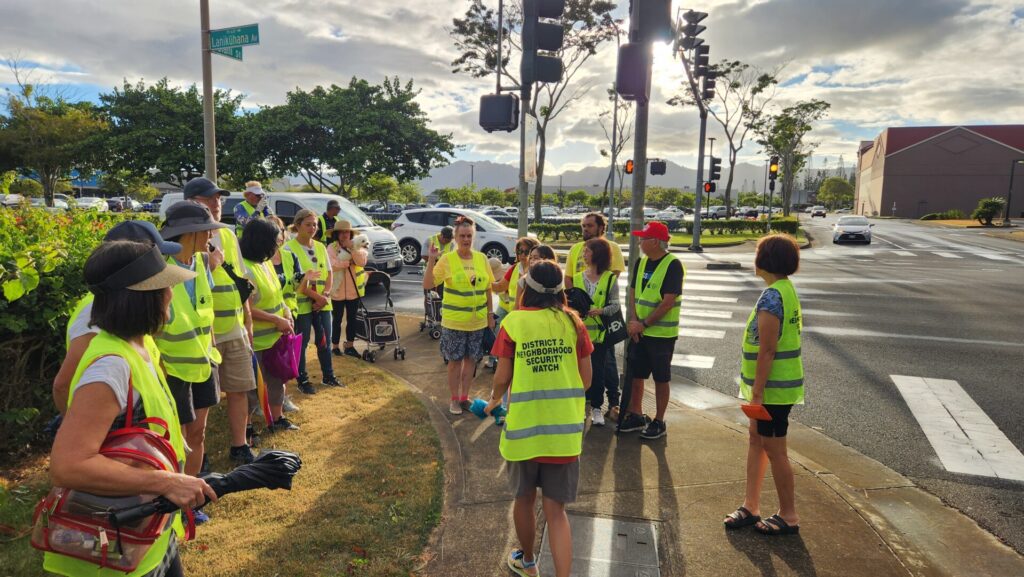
left=507, top=459, right=580, bottom=504
left=216, top=337, right=256, bottom=393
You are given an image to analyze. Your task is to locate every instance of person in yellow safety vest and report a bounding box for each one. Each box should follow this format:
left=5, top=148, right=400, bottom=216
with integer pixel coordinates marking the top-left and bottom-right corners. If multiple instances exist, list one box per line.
left=184, top=177, right=262, bottom=467
left=484, top=260, right=594, bottom=577
left=233, top=181, right=273, bottom=236
left=46, top=241, right=217, bottom=577
left=564, top=212, right=626, bottom=425
left=723, top=234, right=804, bottom=536
left=285, top=209, right=342, bottom=391
left=427, top=226, right=455, bottom=261
left=158, top=203, right=229, bottom=498
left=53, top=221, right=184, bottom=418
left=239, top=218, right=300, bottom=432
left=573, top=237, right=622, bottom=428
left=316, top=199, right=341, bottom=244
left=621, top=222, right=684, bottom=441
left=423, top=215, right=495, bottom=415
left=327, top=219, right=368, bottom=358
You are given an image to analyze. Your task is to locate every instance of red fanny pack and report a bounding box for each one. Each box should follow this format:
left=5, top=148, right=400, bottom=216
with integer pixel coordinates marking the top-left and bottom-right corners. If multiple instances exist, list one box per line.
left=31, top=378, right=194, bottom=572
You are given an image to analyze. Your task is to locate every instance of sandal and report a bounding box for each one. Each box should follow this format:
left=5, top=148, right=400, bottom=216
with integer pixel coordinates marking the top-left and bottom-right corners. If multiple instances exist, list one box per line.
left=755, top=514, right=800, bottom=536
left=723, top=506, right=760, bottom=529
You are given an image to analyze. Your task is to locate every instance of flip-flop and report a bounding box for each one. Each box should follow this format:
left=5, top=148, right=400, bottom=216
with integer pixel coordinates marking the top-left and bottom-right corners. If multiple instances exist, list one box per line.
left=755, top=514, right=800, bottom=536
left=723, top=506, right=761, bottom=529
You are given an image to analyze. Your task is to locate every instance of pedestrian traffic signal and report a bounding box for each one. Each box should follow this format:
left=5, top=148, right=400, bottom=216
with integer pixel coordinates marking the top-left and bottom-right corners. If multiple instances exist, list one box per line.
left=650, top=160, right=666, bottom=175
left=708, top=156, right=722, bottom=181
left=703, top=181, right=716, bottom=193
left=679, top=10, right=708, bottom=50
left=694, top=45, right=710, bottom=77
left=701, top=73, right=716, bottom=100
left=625, top=159, right=635, bottom=174
left=769, top=156, right=780, bottom=180
left=635, top=0, right=674, bottom=44
left=616, top=42, right=648, bottom=102
left=522, top=0, right=565, bottom=86
left=479, top=93, right=520, bottom=133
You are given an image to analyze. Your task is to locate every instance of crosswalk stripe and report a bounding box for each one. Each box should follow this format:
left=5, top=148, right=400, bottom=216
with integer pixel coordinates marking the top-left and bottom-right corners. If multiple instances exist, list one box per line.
left=891, top=251, right=916, bottom=257
left=681, top=295, right=738, bottom=303
left=671, top=353, right=715, bottom=369
left=681, top=328, right=726, bottom=339
left=933, top=251, right=963, bottom=259
left=976, top=253, right=1015, bottom=261
left=681, top=308, right=733, bottom=319
left=890, top=375, right=1024, bottom=482
left=684, top=283, right=752, bottom=292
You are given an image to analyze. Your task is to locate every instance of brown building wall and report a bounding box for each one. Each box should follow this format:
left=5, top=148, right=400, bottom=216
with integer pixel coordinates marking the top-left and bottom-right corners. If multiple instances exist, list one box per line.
left=882, top=128, right=1024, bottom=218
left=856, top=137, right=888, bottom=215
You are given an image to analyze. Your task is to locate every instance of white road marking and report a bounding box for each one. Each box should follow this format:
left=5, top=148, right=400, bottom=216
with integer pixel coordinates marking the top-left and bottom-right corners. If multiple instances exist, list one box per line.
left=681, top=328, right=727, bottom=340
left=803, top=326, right=1022, bottom=347
left=891, top=251, right=916, bottom=257
left=683, top=283, right=753, bottom=292
left=890, top=375, right=1024, bottom=482
left=933, top=251, right=963, bottom=259
left=671, top=353, right=715, bottom=369
left=681, top=308, right=733, bottom=319
left=976, top=252, right=1015, bottom=261
left=912, top=243, right=933, bottom=248
left=681, top=295, right=738, bottom=303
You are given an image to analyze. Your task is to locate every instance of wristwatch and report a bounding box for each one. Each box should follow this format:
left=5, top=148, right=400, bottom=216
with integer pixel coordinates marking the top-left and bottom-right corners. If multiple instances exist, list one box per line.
left=641, top=318, right=650, bottom=328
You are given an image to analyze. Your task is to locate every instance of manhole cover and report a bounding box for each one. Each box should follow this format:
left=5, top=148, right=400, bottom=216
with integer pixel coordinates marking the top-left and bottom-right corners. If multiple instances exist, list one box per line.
left=540, top=514, right=661, bottom=576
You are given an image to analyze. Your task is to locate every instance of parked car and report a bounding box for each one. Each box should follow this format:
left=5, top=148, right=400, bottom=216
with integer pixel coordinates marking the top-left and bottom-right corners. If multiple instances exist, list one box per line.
left=483, top=208, right=512, bottom=218
left=161, top=191, right=403, bottom=275
left=1, top=193, right=23, bottom=207
left=30, top=197, right=69, bottom=212
left=832, top=215, right=873, bottom=244
left=391, top=208, right=532, bottom=265
left=655, top=206, right=687, bottom=220
left=702, top=205, right=729, bottom=219
left=811, top=205, right=827, bottom=218
left=836, top=208, right=852, bottom=214
left=76, top=197, right=109, bottom=212
left=503, top=206, right=519, bottom=217
left=540, top=206, right=560, bottom=218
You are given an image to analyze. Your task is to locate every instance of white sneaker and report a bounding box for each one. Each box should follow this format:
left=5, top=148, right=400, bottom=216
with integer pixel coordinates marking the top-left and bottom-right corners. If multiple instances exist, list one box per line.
left=449, top=401, right=463, bottom=415
left=283, top=396, right=300, bottom=413
left=592, top=407, right=606, bottom=427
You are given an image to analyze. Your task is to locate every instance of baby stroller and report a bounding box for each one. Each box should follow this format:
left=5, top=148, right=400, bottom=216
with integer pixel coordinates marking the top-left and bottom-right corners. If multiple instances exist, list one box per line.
left=354, top=270, right=406, bottom=362
left=419, top=288, right=443, bottom=340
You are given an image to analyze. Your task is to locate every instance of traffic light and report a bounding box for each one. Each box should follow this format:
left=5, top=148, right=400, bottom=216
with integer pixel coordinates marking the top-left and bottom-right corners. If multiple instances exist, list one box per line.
left=650, top=160, right=666, bottom=175
left=679, top=10, right=708, bottom=50
left=694, top=45, right=710, bottom=77
left=616, top=42, right=647, bottom=101
left=625, top=159, right=635, bottom=174
left=635, top=0, right=673, bottom=44
left=522, top=0, right=565, bottom=86
left=479, top=93, right=520, bottom=132
left=708, top=156, right=722, bottom=181
left=701, top=72, right=716, bottom=100
left=703, top=181, right=716, bottom=193
left=769, top=156, right=780, bottom=180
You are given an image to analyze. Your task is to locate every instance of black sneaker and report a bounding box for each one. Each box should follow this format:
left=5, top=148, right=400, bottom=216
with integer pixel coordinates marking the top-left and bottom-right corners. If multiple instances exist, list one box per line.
left=640, top=419, right=667, bottom=440
left=617, top=412, right=648, bottom=433
left=332, top=347, right=343, bottom=357
left=229, top=444, right=255, bottom=466
left=272, top=416, right=299, bottom=431
left=344, top=347, right=361, bottom=359
left=322, top=376, right=345, bottom=387
left=297, top=380, right=317, bottom=395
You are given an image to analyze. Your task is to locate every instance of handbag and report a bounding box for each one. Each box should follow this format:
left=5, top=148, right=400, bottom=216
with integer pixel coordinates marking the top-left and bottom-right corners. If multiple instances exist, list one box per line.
left=598, top=273, right=628, bottom=346
left=263, top=333, right=302, bottom=381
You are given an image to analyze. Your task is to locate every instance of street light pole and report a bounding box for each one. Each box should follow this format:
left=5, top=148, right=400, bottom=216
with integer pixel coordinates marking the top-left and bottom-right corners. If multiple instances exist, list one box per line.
left=200, top=0, right=217, bottom=181
left=1005, top=159, right=1024, bottom=226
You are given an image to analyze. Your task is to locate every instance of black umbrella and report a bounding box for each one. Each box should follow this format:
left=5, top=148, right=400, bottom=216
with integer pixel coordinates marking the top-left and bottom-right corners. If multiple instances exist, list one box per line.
left=106, top=450, right=302, bottom=527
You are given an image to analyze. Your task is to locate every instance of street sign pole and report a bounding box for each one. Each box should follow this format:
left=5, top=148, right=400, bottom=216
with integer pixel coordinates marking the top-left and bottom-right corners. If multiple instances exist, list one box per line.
left=200, top=0, right=217, bottom=181
left=690, top=110, right=706, bottom=252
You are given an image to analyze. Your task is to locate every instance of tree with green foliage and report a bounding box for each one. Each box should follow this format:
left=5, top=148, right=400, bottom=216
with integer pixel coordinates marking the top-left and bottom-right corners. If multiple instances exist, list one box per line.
left=476, top=187, right=503, bottom=206
left=437, top=185, right=481, bottom=205
left=646, top=186, right=682, bottom=208
left=971, top=197, right=1005, bottom=226
left=360, top=174, right=401, bottom=206
left=450, top=0, right=617, bottom=220
left=753, top=99, right=830, bottom=216
left=231, top=77, right=453, bottom=195
left=0, top=171, right=16, bottom=195
left=99, top=78, right=243, bottom=188
left=7, top=178, right=43, bottom=197
left=817, top=176, right=854, bottom=209
left=99, top=170, right=160, bottom=202
left=669, top=59, right=779, bottom=214
left=565, top=189, right=591, bottom=206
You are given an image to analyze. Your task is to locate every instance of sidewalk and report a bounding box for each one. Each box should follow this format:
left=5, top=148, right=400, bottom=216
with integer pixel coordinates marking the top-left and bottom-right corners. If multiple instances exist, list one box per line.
left=380, top=315, right=1023, bottom=577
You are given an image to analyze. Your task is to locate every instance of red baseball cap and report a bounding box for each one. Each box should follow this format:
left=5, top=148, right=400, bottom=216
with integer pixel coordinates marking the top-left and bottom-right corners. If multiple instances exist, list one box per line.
left=631, top=222, right=670, bottom=242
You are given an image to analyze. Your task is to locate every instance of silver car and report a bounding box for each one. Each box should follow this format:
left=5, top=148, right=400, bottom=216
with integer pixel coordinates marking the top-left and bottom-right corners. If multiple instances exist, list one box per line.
left=832, top=215, right=873, bottom=244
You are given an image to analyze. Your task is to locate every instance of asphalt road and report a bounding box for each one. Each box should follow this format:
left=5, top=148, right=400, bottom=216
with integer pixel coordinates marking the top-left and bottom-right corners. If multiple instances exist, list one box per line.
left=359, top=216, right=1024, bottom=552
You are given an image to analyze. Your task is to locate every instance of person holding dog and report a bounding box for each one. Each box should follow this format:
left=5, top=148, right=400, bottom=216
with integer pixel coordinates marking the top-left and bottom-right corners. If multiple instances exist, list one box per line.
left=327, top=219, right=369, bottom=359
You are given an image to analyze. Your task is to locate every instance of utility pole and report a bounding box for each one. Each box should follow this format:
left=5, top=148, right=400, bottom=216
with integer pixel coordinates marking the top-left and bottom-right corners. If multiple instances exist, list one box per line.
left=627, top=10, right=651, bottom=269
left=200, top=0, right=216, bottom=181
left=607, top=84, right=619, bottom=240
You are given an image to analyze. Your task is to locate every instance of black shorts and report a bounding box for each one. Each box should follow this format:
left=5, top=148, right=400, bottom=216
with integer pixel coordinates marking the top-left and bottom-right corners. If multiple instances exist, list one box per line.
left=166, top=368, right=220, bottom=425
left=629, top=336, right=675, bottom=383
left=756, top=404, right=793, bottom=438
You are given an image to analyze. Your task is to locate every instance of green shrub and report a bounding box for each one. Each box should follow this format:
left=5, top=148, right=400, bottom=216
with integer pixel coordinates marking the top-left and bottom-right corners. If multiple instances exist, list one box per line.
left=0, top=207, right=158, bottom=456
left=920, top=209, right=965, bottom=221
left=971, top=197, right=1005, bottom=226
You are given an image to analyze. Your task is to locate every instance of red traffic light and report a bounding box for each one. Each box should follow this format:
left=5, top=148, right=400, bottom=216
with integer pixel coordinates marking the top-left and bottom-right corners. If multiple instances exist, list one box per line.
left=703, top=181, right=716, bottom=193
left=625, top=159, right=635, bottom=174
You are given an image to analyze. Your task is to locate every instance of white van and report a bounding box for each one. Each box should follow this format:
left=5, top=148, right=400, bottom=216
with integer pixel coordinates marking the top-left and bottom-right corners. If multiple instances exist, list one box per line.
left=160, top=191, right=403, bottom=274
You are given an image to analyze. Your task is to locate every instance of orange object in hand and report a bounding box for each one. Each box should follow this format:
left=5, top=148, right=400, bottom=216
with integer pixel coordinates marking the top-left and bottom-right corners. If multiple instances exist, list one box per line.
left=741, top=403, right=772, bottom=421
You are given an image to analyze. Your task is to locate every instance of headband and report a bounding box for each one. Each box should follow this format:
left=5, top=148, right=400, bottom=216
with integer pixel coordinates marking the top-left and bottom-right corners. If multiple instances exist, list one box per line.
left=523, top=272, right=564, bottom=294
left=88, top=245, right=167, bottom=294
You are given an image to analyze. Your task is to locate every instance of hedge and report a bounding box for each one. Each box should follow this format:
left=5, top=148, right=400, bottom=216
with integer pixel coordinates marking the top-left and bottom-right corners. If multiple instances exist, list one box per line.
left=0, top=207, right=159, bottom=456
left=920, top=209, right=965, bottom=221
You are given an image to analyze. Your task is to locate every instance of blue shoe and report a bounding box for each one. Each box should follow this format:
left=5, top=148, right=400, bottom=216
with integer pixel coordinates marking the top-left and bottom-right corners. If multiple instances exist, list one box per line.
left=192, top=508, right=210, bottom=525
left=507, top=549, right=539, bottom=577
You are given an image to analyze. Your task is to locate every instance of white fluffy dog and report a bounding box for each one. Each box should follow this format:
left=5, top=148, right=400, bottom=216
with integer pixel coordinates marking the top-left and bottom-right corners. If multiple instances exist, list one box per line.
left=332, top=234, right=372, bottom=292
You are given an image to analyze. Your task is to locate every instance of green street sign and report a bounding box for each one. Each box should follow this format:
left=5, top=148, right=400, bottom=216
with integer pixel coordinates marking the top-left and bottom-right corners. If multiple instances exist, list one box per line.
left=209, top=24, right=259, bottom=50
left=213, top=46, right=243, bottom=61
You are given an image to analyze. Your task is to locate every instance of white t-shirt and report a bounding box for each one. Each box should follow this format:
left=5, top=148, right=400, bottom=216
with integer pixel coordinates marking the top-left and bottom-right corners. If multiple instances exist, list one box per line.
left=67, top=300, right=100, bottom=342
left=73, top=355, right=160, bottom=412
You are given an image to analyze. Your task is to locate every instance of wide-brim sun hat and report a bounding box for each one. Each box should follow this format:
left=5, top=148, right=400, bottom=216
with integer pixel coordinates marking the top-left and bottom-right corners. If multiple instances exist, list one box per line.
left=160, top=201, right=229, bottom=239
left=332, top=219, right=353, bottom=232
left=88, top=245, right=196, bottom=294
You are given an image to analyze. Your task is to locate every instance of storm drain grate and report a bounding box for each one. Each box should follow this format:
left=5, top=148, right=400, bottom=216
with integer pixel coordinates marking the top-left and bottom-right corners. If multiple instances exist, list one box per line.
left=540, top=514, right=661, bottom=577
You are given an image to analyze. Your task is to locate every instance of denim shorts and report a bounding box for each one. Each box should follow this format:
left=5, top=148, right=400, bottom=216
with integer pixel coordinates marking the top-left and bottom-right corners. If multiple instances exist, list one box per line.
left=440, top=327, right=488, bottom=361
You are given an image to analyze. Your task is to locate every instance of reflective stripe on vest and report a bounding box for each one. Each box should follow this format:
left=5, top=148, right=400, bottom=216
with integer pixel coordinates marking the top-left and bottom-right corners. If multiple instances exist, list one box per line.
left=633, top=255, right=683, bottom=338
left=245, top=258, right=287, bottom=352
left=573, top=269, right=614, bottom=344
left=154, top=253, right=221, bottom=382
left=498, top=263, right=522, bottom=313
left=440, top=250, right=489, bottom=328
left=285, top=239, right=332, bottom=315
left=212, top=228, right=245, bottom=337
left=739, top=278, right=804, bottom=405
left=499, top=309, right=586, bottom=461
left=46, top=332, right=185, bottom=577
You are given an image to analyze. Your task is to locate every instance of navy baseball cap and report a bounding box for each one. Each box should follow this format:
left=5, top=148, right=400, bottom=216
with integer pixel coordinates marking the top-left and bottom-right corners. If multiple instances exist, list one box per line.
left=183, top=177, right=230, bottom=199
left=105, top=220, right=182, bottom=255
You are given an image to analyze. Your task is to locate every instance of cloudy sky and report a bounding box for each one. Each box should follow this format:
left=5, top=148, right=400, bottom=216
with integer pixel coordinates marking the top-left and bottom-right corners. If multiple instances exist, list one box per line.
left=2, top=0, right=1022, bottom=175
